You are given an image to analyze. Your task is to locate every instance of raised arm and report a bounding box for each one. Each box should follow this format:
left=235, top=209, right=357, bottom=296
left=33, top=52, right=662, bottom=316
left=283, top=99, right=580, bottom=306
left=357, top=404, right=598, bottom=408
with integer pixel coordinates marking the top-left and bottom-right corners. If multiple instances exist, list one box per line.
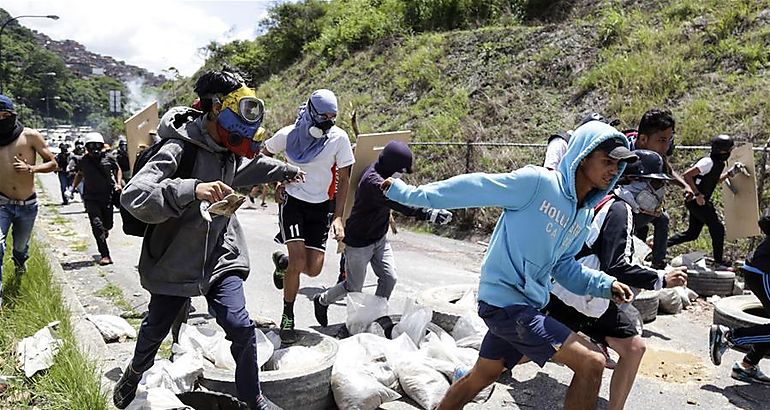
left=384, top=167, right=541, bottom=211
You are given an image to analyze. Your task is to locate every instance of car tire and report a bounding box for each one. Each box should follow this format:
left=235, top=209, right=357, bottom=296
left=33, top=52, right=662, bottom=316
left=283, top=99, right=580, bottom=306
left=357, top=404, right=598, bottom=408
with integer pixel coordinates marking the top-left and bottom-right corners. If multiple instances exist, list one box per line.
left=631, top=290, right=659, bottom=323
left=687, top=269, right=735, bottom=297
left=199, top=329, right=338, bottom=410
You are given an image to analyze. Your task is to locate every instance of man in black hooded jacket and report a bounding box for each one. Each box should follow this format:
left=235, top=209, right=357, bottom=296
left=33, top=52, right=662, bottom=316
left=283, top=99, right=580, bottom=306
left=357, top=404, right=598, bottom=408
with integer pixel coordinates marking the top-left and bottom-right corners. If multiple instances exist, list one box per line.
left=311, top=140, right=452, bottom=326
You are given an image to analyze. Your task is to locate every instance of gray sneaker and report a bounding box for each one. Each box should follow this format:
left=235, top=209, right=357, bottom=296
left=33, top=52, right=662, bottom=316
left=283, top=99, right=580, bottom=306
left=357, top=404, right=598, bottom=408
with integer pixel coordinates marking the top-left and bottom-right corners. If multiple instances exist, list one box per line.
left=709, top=325, right=730, bottom=366
left=731, top=362, right=770, bottom=385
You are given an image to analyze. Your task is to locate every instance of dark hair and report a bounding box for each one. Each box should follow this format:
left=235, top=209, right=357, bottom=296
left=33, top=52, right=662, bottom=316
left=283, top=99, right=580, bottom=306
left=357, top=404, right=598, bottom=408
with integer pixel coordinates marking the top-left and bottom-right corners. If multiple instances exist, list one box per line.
left=638, top=108, right=675, bottom=136
left=759, top=215, right=770, bottom=236
left=193, top=68, right=243, bottom=112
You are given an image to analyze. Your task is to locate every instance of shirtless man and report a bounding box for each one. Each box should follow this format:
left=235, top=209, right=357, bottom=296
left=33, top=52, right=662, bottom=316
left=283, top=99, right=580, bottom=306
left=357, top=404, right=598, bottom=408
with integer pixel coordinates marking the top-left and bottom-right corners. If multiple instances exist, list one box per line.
left=0, top=95, right=57, bottom=307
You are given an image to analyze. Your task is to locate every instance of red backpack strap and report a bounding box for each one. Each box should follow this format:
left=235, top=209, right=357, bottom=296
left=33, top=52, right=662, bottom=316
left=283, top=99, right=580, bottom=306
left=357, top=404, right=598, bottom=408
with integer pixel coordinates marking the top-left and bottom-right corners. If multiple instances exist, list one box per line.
left=594, top=194, right=613, bottom=212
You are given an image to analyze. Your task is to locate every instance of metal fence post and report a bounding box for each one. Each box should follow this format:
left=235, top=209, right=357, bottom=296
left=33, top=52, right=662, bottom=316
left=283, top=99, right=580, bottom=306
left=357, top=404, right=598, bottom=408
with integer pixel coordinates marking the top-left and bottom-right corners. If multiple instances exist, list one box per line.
left=465, top=141, right=472, bottom=173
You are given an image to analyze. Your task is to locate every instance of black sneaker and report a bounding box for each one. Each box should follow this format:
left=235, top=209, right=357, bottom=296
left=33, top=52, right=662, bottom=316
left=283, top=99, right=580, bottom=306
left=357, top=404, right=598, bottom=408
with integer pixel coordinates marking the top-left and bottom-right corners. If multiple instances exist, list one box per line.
left=254, top=394, right=283, bottom=410
left=279, top=314, right=297, bottom=345
left=313, top=294, right=329, bottom=327
left=113, top=365, right=143, bottom=409
left=731, top=362, right=770, bottom=384
left=709, top=325, right=730, bottom=366
left=272, top=251, right=287, bottom=290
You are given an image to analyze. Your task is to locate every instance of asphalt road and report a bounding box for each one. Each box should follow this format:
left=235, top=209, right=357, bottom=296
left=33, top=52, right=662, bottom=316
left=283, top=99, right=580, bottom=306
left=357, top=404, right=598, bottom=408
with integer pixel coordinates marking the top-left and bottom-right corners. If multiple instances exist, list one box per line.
left=36, top=172, right=770, bottom=409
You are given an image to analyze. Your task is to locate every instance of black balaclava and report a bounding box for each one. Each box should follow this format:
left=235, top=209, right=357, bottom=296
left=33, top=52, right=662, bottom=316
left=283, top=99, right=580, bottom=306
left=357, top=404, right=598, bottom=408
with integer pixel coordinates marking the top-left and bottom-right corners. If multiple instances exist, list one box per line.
left=759, top=216, right=770, bottom=236
left=0, top=114, right=23, bottom=147
left=374, top=140, right=413, bottom=178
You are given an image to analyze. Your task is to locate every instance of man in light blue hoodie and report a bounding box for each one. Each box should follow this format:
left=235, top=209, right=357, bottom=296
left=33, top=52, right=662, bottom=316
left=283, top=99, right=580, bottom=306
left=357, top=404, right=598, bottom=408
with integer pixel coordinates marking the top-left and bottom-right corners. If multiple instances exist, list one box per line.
left=382, top=121, right=637, bottom=410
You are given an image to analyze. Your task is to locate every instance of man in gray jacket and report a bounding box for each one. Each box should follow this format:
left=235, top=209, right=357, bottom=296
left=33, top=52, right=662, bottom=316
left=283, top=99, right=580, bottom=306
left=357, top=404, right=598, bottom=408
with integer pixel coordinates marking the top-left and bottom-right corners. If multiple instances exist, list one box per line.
left=114, top=70, right=300, bottom=410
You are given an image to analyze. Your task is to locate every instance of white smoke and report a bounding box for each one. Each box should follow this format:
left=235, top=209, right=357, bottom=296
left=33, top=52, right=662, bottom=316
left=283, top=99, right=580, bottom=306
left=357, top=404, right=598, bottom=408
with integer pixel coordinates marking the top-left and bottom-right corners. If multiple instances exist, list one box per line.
left=124, top=77, right=161, bottom=114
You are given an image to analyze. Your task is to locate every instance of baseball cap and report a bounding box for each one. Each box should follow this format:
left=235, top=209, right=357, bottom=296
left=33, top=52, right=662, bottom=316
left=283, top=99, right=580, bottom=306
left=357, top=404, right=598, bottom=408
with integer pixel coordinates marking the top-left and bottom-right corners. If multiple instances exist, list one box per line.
left=596, top=138, right=637, bottom=163
left=0, top=95, right=16, bottom=114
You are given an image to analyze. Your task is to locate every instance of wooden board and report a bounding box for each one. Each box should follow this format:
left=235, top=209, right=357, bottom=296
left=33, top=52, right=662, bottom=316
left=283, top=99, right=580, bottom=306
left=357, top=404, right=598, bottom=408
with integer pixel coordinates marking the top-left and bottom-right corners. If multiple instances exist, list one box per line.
left=123, top=101, right=159, bottom=171
left=723, top=142, right=761, bottom=240
left=337, top=130, right=412, bottom=252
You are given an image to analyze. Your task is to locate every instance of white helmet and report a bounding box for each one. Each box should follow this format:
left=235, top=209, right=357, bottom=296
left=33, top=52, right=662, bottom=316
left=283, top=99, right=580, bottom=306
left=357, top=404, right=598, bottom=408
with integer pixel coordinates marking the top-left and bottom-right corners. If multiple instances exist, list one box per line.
left=84, top=132, right=105, bottom=145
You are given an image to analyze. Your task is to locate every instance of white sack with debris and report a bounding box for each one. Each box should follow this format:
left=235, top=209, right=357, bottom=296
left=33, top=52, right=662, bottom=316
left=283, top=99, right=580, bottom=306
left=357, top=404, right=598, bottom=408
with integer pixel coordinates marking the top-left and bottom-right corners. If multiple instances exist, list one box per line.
left=392, top=301, right=433, bottom=346
left=86, top=314, right=137, bottom=342
left=266, top=346, right=324, bottom=371
left=346, top=293, right=388, bottom=335
left=125, top=387, right=190, bottom=410
left=658, top=288, right=684, bottom=314
left=331, top=333, right=401, bottom=410
left=451, top=313, right=487, bottom=350
left=394, top=358, right=449, bottom=410
left=16, top=321, right=64, bottom=377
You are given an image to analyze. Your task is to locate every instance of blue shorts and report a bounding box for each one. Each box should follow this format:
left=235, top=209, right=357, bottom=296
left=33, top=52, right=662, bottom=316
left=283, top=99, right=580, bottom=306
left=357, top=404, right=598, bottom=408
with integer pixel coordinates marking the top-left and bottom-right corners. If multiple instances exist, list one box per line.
left=477, top=301, right=572, bottom=369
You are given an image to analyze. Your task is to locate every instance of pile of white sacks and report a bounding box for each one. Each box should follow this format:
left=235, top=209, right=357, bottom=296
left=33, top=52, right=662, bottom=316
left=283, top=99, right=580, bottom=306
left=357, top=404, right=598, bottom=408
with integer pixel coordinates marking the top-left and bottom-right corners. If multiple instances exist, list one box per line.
left=334, top=291, right=490, bottom=410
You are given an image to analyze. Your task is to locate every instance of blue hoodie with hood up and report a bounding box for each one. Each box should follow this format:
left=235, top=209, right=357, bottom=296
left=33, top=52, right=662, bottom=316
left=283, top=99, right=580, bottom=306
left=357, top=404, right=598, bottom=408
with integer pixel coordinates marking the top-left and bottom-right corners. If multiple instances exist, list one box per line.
left=385, top=122, right=628, bottom=309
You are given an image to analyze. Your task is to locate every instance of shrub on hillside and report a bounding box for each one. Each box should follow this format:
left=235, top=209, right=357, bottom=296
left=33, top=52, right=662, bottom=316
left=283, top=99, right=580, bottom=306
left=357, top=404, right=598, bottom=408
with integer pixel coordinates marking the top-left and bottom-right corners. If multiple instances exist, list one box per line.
left=402, top=0, right=523, bottom=31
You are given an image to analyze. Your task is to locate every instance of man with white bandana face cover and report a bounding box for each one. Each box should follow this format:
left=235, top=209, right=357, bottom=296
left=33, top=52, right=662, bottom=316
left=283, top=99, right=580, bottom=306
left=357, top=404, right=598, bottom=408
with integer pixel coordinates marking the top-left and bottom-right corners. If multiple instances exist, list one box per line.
left=262, top=89, right=355, bottom=344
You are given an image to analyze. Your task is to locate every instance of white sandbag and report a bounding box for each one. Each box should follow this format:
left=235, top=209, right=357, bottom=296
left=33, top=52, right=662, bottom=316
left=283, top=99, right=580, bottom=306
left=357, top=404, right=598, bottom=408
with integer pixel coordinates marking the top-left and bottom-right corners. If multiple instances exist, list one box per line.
left=265, top=329, right=282, bottom=351
left=346, top=293, right=388, bottom=335
left=392, top=304, right=433, bottom=346
left=16, top=321, right=64, bottom=377
left=140, top=353, right=204, bottom=394
left=383, top=333, right=419, bottom=368
left=126, top=387, right=190, bottom=410
left=454, top=289, right=477, bottom=311
left=268, top=346, right=324, bottom=371
left=176, top=324, right=245, bottom=370
left=394, top=358, right=450, bottom=410
left=255, top=329, right=275, bottom=368
left=331, top=368, right=400, bottom=410
left=451, top=312, right=486, bottom=350
left=658, top=288, right=683, bottom=314
left=86, top=314, right=137, bottom=342
left=338, top=333, right=393, bottom=364
left=361, top=361, right=399, bottom=390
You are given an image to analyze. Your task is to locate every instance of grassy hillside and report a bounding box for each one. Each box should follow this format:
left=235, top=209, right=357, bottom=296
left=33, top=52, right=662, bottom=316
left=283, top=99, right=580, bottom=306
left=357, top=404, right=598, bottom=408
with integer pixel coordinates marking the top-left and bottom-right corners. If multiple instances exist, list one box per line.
left=201, top=0, right=770, bottom=261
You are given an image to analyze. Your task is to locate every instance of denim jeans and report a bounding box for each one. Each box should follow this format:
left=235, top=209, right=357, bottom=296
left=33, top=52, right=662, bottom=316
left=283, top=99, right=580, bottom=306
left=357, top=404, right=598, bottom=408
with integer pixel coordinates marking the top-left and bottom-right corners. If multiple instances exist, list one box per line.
left=130, top=274, right=262, bottom=407
left=57, top=172, right=73, bottom=204
left=0, top=202, right=39, bottom=302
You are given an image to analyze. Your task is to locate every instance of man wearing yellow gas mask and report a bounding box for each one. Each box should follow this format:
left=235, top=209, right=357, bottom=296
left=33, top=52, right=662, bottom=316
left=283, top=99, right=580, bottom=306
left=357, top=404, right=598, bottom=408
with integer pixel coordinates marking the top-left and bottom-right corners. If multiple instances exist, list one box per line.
left=117, top=69, right=301, bottom=410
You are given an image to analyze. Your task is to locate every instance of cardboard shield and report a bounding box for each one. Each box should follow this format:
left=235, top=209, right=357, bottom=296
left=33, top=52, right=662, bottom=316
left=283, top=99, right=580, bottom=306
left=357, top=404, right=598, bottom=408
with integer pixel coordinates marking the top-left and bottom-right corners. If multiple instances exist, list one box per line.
left=723, top=142, right=761, bottom=240
left=124, top=101, right=159, bottom=172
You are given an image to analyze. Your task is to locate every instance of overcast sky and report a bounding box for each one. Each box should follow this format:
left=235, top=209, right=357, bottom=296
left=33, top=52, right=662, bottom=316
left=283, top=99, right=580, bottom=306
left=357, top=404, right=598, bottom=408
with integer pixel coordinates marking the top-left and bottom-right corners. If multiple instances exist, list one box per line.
left=2, top=0, right=286, bottom=77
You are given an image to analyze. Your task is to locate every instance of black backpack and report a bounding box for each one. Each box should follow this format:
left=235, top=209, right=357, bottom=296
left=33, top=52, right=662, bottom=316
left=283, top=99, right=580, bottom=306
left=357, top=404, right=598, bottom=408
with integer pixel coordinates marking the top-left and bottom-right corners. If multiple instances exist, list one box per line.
left=120, top=138, right=197, bottom=237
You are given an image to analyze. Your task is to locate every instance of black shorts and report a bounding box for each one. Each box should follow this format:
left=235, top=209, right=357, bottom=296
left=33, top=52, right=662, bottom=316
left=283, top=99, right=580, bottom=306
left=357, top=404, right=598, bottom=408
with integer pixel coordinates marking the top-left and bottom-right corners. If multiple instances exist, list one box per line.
left=275, top=194, right=331, bottom=251
left=542, top=294, right=638, bottom=343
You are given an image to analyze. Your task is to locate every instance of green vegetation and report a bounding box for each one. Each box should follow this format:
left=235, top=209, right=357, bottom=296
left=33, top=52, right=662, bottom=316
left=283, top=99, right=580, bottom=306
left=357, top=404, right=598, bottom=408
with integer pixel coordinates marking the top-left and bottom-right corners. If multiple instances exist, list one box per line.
left=0, top=240, right=107, bottom=409
left=175, top=0, right=770, bottom=258
left=0, top=8, right=136, bottom=138
left=94, top=283, right=134, bottom=313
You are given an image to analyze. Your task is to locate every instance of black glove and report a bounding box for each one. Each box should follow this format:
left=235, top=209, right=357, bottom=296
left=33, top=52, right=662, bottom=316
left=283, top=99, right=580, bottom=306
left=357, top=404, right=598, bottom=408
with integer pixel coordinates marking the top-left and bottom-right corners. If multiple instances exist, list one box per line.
left=427, top=209, right=452, bottom=225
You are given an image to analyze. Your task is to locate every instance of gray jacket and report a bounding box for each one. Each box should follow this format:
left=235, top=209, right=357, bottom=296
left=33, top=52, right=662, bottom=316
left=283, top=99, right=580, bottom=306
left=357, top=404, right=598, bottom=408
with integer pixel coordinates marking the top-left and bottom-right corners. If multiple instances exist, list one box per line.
left=121, top=107, right=300, bottom=297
